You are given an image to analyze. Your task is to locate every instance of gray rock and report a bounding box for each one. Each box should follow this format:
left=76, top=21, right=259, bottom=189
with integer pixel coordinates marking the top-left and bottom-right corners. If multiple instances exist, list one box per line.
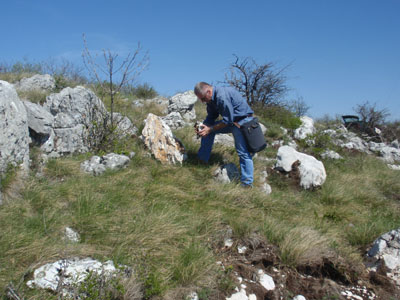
left=23, top=100, right=54, bottom=148
left=112, top=112, right=138, bottom=137
left=161, top=112, right=186, bottom=129
left=141, top=113, right=187, bottom=164
left=26, top=258, right=123, bottom=296
left=168, top=90, right=197, bottom=121
left=275, top=146, right=326, bottom=189
left=214, top=163, right=240, bottom=183
left=260, top=122, right=267, bottom=134
left=15, top=74, right=55, bottom=92
left=367, top=228, right=400, bottom=285
left=44, top=86, right=108, bottom=155
left=321, top=150, right=342, bottom=160
left=294, top=116, right=315, bottom=140
left=81, top=153, right=130, bottom=176
left=391, top=140, right=399, bottom=149
left=64, top=227, right=80, bottom=243
left=0, top=81, right=30, bottom=174
left=215, top=134, right=235, bottom=147
left=340, top=134, right=370, bottom=153
left=388, top=164, right=400, bottom=171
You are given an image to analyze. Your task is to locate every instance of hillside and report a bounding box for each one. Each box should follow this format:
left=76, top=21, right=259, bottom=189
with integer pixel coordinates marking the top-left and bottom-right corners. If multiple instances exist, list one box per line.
left=1, top=74, right=400, bottom=300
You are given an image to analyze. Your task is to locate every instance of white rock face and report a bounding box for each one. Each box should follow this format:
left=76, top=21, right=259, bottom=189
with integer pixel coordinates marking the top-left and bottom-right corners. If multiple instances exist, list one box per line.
left=27, top=258, right=120, bottom=295
left=214, top=163, right=240, bottom=183
left=368, top=142, right=400, bottom=163
left=321, top=150, right=342, bottom=160
left=0, top=81, right=30, bottom=173
left=294, top=116, right=315, bottom=140
left=215, top=134, right=235, bottom=147
left=44, top=86, right=108, bottom=155
left=340, top=135, right=370, bottom=153
left=15, top=74, right=55, bottom=92
left=168, top=90, right=197, bottom=121
left=275, top=146, right=327, bottom=189
left=81, top=153, right=130, bottom=176
left=162, top=111, right=186, bottom=129
left=388, top=164, right=400, bottom=170
left=64, top=227, right=80, bottom=243
left=257, top=269, right=275, bottom=291
left=141, top=113, right=186, bottom=164
left=367, top=228, right=400, bottom=285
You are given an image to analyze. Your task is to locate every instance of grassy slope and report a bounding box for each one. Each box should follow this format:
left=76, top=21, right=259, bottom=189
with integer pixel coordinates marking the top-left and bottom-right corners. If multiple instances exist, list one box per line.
left=1, top=99, right=400, bottom=299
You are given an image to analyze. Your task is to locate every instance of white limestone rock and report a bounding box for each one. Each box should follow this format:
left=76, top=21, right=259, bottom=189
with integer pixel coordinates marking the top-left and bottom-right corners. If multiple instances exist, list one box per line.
left=388, top=164, right=400, bottom=171
left=366, top=228, right=400, bottom=285
left=294, top=116, right=315, bottom=140
left=215, top=134, right=235, bottom=147
left=26, top=258, right=121, bottom=295
left=257, top=269, right=275, bottom=291
left=44, top=86, right=108, bottom=155
left=275, top=146, right=326, bottom=189
left=168, top=90, right=197, bottom=121
left=293, top=296, right=306, bottom=300
left=112, top=112, right=138, bottom=137
left=162, top=111, right=186, bottom=129
left=0, top=81, right=30, bottom=174
left=81, top=153, right=130, bottom=176
left=214, top=163, right=240, bottom=183
left=141, top=113, right=186, bottom=164
left=64, top=227, right=80, bottom=243
left=15, top=74, right=55, bottom=92
left=321, top=150, right=342, bottom=160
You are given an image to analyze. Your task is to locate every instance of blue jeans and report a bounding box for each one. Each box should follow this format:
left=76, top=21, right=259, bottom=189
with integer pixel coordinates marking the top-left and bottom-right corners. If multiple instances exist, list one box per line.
left=197, top=117, right=254, bottom=185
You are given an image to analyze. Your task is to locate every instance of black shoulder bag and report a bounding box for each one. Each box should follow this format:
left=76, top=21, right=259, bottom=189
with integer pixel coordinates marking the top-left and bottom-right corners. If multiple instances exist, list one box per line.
left=239, top=118, right=267, bottom=153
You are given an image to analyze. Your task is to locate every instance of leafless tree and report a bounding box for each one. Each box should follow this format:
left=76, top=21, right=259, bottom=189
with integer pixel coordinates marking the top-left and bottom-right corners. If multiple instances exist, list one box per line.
left=287, top=96, right=310, bottom=117
left=354, top=101, right=390, bottom=129
left=82, top=34, right=149, bottom=127
left=224, top=55, right=289, bottom=106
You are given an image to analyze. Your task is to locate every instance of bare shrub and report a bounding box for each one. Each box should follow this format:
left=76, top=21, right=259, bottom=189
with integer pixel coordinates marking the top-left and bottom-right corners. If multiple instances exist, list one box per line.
left=224, top=55, right=289, bottom=106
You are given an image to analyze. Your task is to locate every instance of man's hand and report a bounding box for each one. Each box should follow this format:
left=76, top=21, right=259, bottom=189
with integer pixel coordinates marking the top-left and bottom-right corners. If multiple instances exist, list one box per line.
left=198, top=124, right=213, bottom=137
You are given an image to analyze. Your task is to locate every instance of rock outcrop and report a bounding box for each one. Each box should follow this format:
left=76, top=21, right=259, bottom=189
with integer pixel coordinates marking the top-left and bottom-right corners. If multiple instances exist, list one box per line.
left=294, top=116, right=315, bottom=140
left=15, top=74, right=55, bottom=92
left=81, top=153, right=131, bottom=176
left=43, top=86, right=108, bottom=156
left=27, top=258, right=126, bottom=296
left=141, top=113, right=187, bottom=164
left=162, top=111, right=186, bottom=129
left=168, top=90, right=197, bottom=121
left=366, top=228, right=400, bottom=286
left=0, top=81, right=30, bottom=173
left=275, top=146, right=326, bottom=189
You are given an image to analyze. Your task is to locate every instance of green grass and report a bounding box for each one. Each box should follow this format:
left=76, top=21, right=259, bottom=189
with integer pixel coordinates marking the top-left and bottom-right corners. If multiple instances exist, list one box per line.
left=1, top=99, right=400, bottom=299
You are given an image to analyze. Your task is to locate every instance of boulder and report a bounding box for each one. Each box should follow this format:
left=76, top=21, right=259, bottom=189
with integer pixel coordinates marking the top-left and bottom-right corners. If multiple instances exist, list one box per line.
left=162, top=112, right=186, bottom=129
left=26, top=258, right=125, bottom=296
left=168, top=90, right=197, bottom=121
left=391, top=140, right=399, bottom=149
left=275, top=146, right=327, bottom=189
left=15, top=74, right=55, bottom=92
left=215, top=134, right=235, bottom=147
left=294, top=116, right=315, bottom=140
left=23, top=100, right=55, bottom=150
left=214, top=163, right=240, bottom=183
left=0, top=81, right=30, bottom=174
left=366, top=228, right=400, bottom=285
left=321, top=150, right=342, bottom=160
left=141, top=113, right=187, bottom=164
left=112, top=112, right=138, bottom=137
left=43, top=86, right=108, bottom=155
left=81, top=153, right=130, bottom=176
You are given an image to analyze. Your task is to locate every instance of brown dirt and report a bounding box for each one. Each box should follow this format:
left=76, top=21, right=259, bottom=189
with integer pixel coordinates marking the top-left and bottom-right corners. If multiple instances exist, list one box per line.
left=212, top=235, right=400, bottom=300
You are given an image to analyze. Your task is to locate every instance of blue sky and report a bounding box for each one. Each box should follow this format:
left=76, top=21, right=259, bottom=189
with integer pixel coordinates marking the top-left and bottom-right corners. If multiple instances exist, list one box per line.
left=2, top=0, right=399, bottom=120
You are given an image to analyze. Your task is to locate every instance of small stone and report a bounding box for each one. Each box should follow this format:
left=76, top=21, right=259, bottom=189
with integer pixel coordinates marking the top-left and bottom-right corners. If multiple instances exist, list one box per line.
left=238, top=245, right=247, bottom=254
left=187, top=292, right=199, bottom=300
left=257, top=269, right=275, bottom=291
left=293, top=296, right=306, bottom=300
left=64, top=227, right=80, bottom=243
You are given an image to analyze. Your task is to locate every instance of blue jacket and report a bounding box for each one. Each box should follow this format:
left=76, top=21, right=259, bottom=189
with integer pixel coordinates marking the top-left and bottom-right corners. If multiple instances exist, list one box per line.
left=204, top=86, right=254, bottom=126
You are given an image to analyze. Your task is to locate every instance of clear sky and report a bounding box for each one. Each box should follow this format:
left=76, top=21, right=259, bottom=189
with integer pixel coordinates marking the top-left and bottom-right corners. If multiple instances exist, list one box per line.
left=2, top=0, right=399, bottom=120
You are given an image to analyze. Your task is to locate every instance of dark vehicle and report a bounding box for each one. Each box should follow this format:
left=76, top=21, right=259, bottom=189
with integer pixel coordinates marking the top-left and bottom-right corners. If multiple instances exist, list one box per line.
left=342, top=115, right=382, bottom=142
left=342, top=115, right=365, bottom=131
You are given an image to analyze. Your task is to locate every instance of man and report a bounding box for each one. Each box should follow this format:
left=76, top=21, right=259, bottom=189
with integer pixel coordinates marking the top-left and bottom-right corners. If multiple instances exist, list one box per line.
left=194, top=82, right=254, bottom=187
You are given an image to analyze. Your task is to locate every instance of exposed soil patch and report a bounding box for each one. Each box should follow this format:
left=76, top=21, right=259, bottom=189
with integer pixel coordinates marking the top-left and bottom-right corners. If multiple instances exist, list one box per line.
left=213, top=236, right=400, bottom=300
